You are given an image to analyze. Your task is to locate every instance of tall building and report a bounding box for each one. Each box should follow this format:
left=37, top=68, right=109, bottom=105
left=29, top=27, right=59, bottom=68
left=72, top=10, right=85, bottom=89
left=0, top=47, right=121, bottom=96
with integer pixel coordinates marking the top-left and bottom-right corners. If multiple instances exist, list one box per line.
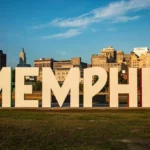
left=101, top=46, right=116, bottom=62
left=116, top=51, right=124, bottom=63
left=133, top=47, right=149, bottom=57
left=130, top=51, right=150, bottom=68
left=19, top=48, right=26, bottom=65
left=34, top=57, right=87, bottom=82
left=17, top=48, right=31, bottom=67
left=92, top=46, right=150, bottom=72
left=123, top=54, right=131, bottom=67
left=91, top=46, right=123, bottom=72
left=34, top=58, right=56, bottom=81
left=130, top=47, right=150, bottom=68
left=53, top=57, right=87, bottom=83
left=0, top=50, right=6, bottom=70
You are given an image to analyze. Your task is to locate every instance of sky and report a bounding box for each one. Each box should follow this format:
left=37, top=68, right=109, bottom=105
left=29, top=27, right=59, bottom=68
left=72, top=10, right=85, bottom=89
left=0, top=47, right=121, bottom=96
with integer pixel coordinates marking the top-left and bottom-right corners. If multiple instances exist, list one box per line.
left=0, top=0, right=150, bottom=67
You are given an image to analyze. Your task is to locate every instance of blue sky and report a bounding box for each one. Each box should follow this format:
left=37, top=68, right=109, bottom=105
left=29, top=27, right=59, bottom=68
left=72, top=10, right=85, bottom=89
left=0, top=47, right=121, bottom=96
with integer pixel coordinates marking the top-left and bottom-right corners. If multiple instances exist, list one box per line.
left=0, top=0, right=150, bottom=67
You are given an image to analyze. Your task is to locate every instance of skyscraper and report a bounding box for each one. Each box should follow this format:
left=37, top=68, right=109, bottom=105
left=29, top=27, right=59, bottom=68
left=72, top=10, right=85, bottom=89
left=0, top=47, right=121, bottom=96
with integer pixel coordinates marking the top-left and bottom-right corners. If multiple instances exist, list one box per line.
left=19, top=48, right=26, bottom=65
left=17, top=48, right=31, bottom=67
left=0, top=50, right=6, bottom=70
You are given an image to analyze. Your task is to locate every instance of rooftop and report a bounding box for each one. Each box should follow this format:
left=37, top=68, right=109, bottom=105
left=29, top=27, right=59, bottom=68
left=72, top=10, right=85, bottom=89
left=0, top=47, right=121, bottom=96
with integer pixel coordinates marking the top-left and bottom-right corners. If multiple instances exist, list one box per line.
left=117, top=50, right=124, bottom=53
left=34, top=58, right=53, bottom=62
left=57, top=60, right=71, bottom=62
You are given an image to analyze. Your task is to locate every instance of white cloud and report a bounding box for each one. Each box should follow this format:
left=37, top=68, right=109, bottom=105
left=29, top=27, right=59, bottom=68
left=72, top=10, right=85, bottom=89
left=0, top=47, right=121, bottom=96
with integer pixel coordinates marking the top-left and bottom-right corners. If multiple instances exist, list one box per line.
left=32, top=24, right=50, bottom=29
left=51, top=17, right=96, bottom=27
left=49, top=0, right=150, bottom=28
left=32, top=0, right=150, bottom=39
left=42, top=29, right=82, bottom=39
left=111, top=15, right=140, bottom=23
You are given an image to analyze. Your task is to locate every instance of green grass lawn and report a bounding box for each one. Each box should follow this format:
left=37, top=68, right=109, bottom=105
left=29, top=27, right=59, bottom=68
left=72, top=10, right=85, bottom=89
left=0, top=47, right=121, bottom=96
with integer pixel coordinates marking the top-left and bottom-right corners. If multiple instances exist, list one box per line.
left=0, top=109, right=150, bottom=150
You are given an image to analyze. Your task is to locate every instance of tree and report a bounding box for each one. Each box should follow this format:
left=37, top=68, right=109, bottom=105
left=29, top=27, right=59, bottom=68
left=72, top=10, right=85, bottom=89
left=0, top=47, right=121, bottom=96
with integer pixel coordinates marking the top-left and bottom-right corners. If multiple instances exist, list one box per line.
left=79, top=83, right=83, bottom=92
left=33, top=81, right=42, bottom=91
left=118, top=71, right=127, bottom=84
left=12, top=69, right=15, bottom=82
left=93, top=75, right=99, bottom=85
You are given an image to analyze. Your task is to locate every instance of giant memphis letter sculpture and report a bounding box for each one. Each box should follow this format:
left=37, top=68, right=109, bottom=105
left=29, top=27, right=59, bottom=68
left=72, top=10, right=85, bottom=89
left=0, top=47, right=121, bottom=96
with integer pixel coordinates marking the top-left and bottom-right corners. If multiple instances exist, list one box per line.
left=109, top=68, right=137, bottom=107
left=0, top=67, right=12, bottom=107
left=0, top=67, right=150, bottom=108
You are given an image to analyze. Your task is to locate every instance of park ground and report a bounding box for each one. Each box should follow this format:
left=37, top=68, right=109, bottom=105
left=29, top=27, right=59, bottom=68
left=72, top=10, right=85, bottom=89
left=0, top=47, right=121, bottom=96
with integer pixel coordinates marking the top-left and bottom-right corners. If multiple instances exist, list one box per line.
left=0, top=109, right=150, bottom=150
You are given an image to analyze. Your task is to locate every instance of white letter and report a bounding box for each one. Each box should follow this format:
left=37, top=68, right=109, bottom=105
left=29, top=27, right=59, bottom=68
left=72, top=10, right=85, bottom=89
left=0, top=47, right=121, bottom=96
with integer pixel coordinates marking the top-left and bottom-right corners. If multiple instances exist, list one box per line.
left=0, top=67, right=12, bottom=107
left=109, top=68, right=137, bottom=107
left=15, top=67, right=39, bottom=107
left=42, top=68, right=79, bottom=107
left=84, top=67, right=107, bottom=107
left=140, top=68, right=150, bottom=107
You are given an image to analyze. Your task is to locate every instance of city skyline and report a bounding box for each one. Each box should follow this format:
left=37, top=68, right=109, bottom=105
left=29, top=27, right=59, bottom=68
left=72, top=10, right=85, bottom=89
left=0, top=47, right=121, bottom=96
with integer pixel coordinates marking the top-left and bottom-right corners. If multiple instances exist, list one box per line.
left=1, top=45, right=150, bottom=68
left=0, top=0, right=150, bottom=67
